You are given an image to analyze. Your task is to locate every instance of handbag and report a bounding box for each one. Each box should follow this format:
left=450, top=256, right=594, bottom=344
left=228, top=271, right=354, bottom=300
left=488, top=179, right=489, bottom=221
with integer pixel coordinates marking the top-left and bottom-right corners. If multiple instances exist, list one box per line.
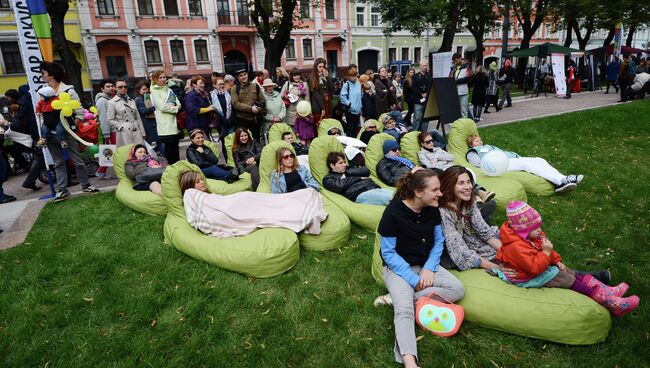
left=415, top=295, right=464, bottom=337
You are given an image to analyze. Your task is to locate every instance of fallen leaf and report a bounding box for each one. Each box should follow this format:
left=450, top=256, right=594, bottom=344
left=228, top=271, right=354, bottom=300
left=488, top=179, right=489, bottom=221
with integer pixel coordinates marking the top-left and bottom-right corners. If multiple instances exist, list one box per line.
left=150, top=320, right=157, bottom=327
left=176, top=305, right=184, bottom=314
left=321, top=318, right=328, bottom=323
left=208, top=315, right=214, bottom=324
left=313, top=293, right=321, bottom=300
left=261, top=309, right=270, bottom=315
left=314, top=257, right=320, bottom=263
left=416, top=335, right=424, bottom=342
left=356, top=234, right=368, bottom=240
left=82, top=297, right=94, bottom=302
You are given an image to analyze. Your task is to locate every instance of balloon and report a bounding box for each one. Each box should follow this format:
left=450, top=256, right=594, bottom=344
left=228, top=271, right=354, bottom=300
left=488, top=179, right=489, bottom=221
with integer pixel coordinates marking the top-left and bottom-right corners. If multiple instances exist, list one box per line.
left=89, top=106, right=98, bottom=116
left=481, top=151, right=509, bottom=177
left=51, top=92, right=80, bottom=117
left=51, top=100, right=64, bottom=110
left=61, top=107, right=73, bottom=117
left=86, top=144, right=99, bottom=156
left=58, top=92, right=71, bottom=102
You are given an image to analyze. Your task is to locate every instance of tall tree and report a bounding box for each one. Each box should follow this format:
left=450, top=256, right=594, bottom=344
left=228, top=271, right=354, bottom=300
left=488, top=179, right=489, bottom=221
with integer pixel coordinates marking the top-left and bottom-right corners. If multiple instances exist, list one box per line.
left=44, top=0, right=87, bottom=105
left=370, top=0, right=462, bottom=52
left=464, top=0, right=499, bottom=65
left=510, top=0, right=551, bottom=84
left=249, top=0, right=307, bottom=74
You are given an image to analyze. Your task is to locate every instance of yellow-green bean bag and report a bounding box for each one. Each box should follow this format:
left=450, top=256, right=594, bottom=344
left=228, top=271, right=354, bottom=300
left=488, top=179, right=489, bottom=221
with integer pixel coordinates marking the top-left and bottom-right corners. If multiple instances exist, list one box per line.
left=318, top=118, right=344, bottom=137
left=395, top=131, right=422, bottom=165
left=201, top=140, right=253, bottom=194
left=370, top=232, right=611, bottom=345
left=449, top=118, right=554, bottom=208
left=268, top=123, right=297, bottom=143
left=364, top=133, right=396, bottom=189
left=113, top=144, right=167, bottom=216
left=224, top=132, right=236, bottom=167
left=356, top=119, right=383, bottom=140
left=308, top=136, right=388, bottom=232
left=257, top=140, right=351, bottom=251
left=161, top=160, right=300, bottom=278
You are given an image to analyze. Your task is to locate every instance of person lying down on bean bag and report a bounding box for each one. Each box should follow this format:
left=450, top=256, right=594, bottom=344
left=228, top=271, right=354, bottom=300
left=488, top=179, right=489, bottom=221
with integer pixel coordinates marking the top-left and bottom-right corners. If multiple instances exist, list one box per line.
left=180, top=170, right=328, bottom=238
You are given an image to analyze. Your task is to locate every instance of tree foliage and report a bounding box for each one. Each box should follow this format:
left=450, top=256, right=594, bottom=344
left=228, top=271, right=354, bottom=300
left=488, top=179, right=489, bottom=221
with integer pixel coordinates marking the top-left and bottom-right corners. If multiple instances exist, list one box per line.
left=464, top=0, right=500, bottom=64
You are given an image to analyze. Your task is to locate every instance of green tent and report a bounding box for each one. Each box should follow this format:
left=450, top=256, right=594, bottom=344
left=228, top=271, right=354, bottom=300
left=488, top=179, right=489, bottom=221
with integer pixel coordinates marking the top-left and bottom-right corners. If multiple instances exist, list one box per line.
left=505, top=42, right=581, bottom=58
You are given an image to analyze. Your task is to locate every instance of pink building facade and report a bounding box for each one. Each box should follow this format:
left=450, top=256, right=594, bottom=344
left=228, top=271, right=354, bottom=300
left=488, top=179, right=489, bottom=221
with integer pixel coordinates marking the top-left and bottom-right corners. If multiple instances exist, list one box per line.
left=78, top=0, right=350, bottom=83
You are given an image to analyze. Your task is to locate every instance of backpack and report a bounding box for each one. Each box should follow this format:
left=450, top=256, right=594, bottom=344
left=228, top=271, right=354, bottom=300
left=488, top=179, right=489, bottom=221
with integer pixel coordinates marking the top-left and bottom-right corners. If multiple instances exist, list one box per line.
left=627, top=60, right=637, bottom=79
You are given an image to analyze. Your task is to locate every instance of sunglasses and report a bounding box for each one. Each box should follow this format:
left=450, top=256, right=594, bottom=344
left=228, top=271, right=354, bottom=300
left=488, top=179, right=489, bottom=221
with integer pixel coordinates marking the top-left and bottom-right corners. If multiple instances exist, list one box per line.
left=281, top=153, right=295, bottom=160
left=116, top=85, right=128, bottom=89
left=424, top=139, right=434, bottom=144
left=390, top=148, right=400, bottom=152
left=367, top=126, right=377, bottom=129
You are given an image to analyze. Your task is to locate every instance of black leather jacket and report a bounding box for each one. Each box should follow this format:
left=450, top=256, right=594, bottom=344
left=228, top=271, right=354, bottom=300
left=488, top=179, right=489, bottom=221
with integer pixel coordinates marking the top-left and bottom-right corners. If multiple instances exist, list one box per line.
left=376, top=158, right=410, bottom=187
left=186, top=144, right=218, bottom=169
left=322, top=167, right=379, bottom=202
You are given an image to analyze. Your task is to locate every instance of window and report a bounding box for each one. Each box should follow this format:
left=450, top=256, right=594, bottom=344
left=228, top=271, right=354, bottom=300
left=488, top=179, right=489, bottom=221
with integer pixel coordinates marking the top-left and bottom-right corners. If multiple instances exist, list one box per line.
left=137, top=0, right=154, bottom=15
left=388, top=48, right=396, bottom=63
left=217, top=0, right=230, bottom=24
left=300, top=0, right=309, bottom=18
left=188, top=0, right=202, bottom=16
left=371, top=7, right=380, bottom=26
left=494, top=24, right=501, bottom=38
left=236, top=0, right=250, bottom=25
left=144, top=40, right=162, bottom=64
left=285, top=39, right=296, bottom=59
left=401, top=48, right=409, bottom=61
left=163, top=0, right=179, bottom=16
left=414, top=47, right=421, bottom=63
left=0, top=42, right=24, bottom=74
left=302, top=39, right=313, bottom=59
left=325, top=0, right=334, bottom=20
left=194, top=39, right=209, bottom=62
left=0, top=0, right=10, bottom=9
left=96, top=0, right=115, bottom=15
left=170, top=40, right=186, bottom=63
left=356, top=7, right=364, bottom=26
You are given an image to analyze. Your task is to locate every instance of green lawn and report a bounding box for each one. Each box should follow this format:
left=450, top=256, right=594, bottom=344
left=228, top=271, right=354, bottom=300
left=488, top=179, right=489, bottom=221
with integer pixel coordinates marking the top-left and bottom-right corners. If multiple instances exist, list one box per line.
left=1, top=101, right=649, bottom=367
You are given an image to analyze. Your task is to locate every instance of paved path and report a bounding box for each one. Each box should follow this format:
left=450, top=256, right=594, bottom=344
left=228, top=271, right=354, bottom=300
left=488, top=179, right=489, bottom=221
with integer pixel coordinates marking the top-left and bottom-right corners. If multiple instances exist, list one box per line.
left=0, top=90, right=633, bottom=249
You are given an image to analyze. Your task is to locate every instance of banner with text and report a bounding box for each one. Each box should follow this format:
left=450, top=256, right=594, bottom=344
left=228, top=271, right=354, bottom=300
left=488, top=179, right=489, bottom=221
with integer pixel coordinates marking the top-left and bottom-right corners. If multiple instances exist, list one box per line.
left=551, top=53, right=567, bottom=97
left=431, top=52, right=453, bottom=78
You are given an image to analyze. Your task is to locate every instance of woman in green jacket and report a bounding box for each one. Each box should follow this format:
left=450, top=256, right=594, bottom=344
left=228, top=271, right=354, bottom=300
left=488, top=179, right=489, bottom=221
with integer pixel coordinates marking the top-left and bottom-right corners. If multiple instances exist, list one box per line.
left=150, top=70, right=181, bottom=164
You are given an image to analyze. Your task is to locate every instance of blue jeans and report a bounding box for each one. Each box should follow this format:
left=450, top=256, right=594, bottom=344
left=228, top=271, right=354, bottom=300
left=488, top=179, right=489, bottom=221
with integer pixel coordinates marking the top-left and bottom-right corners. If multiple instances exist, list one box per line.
left=412, top=103, right=425, bottom=131
left=459, top=94, right=469, bottom=118
left=201, top=165, right=230, bottom=180
left=41, top=123, right=66, bottom=143
left=355, top=188, right=393, bottom=205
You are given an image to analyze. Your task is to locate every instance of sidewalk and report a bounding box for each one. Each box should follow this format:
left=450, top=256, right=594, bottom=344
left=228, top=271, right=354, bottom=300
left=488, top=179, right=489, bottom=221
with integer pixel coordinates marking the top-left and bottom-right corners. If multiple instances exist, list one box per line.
left=0, top=90, right=631, bottom=249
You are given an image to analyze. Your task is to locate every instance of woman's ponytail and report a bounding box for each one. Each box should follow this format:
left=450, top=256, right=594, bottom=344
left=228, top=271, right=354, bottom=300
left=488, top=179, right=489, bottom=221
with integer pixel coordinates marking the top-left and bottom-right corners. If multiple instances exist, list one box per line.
left=395, top=169, right=439, bottom=200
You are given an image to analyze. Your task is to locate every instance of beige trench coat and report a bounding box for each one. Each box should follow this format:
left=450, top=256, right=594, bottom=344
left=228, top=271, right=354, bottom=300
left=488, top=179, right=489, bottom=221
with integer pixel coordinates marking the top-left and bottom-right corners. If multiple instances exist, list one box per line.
left=106, top=95, right=146, bottom=147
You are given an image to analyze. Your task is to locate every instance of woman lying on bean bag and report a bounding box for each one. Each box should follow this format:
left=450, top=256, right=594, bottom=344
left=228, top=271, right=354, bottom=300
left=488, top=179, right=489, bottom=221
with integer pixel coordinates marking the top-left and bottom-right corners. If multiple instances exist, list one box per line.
left=186, top=128, right=241, bottom=182
left=125, top=144, right=166, bottom=195
left=180, top=170, right=327, bottom=238
left=270, top=146, right=319, bottom=193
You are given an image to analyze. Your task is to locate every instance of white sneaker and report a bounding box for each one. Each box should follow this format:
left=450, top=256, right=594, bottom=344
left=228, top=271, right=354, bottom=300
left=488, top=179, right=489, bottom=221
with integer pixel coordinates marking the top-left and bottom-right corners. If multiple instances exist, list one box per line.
left=373, top=294, right=393, bottom=307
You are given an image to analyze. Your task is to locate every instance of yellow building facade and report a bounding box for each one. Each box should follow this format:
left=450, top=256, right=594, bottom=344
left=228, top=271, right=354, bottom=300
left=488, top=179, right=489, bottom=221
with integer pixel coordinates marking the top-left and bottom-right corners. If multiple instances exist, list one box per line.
left=0, top=2, right=91, bottom=95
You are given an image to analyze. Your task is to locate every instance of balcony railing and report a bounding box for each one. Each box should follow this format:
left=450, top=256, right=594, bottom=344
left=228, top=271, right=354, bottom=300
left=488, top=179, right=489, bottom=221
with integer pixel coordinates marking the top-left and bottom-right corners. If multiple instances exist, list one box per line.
left=217, top=11, right=252, bottom=26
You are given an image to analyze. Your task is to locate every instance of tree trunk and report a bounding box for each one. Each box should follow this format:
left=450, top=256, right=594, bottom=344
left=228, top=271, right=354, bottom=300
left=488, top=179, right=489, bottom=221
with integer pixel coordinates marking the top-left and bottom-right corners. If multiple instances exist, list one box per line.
left=45, top=0, right=87, bottom=106
left=515, top=36, right=530, bottom=86
left=564, top=21, right=574, bottom=47
left=475, top=39, right=485, bottom=66
left=625, top=25, right=636, bottom=47
left=439, top=0, right=462, bottom=52
left=602, top=27, right=615, bottom=47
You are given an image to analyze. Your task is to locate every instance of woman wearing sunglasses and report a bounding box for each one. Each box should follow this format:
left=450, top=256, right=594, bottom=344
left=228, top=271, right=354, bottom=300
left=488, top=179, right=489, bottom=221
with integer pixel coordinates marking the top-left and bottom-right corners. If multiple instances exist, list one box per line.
left=417, top=132, right=454, bottom=172
left=270, top=147, right=320, bottom=194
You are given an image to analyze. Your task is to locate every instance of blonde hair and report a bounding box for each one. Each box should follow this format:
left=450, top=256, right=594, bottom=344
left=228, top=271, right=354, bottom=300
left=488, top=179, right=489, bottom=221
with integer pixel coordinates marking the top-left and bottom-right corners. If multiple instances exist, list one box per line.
left=179, top=171, right=206, bottom=196
left=271, top=147, right=298, bottom=188
left=467, top=134, right=481, bottom=147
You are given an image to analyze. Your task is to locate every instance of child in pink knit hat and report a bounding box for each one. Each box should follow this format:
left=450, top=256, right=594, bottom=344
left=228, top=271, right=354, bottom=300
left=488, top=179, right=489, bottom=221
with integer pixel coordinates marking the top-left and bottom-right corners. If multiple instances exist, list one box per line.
left=494, top=200, right=639, bottom=317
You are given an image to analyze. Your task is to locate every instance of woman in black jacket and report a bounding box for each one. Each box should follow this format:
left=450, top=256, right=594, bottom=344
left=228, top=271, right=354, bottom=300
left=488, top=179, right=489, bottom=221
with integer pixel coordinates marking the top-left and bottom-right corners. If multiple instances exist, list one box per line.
left=186, top=129, right=239, bottom=182
left=232, top=127, right=261, bottom=189
left=323, top=152, right=393, bottom=205
left=470, top=65, right=489, bottom=122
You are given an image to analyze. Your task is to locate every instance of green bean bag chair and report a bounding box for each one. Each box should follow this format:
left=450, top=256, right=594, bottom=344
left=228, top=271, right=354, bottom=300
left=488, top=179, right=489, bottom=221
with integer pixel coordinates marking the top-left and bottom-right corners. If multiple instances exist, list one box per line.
left=200, top=140, right=253, bottom=194
left=161, top=161, right=300, bottom=278
left=308, top=136, right=388, bottom=232
left=448, top=118, right=555, bottom=208
left=268, top=123, right=297, bottom=143
left=370, top=232, right=611, bottom=345
left=224, top=132, right=236, bottom=167
left=364, top=133, right=396, bottom=189
left=318, top=118, right=344, bottom=137
left=395, top=131, right=422, bottom=165
left=257, top=141, right=351, bottom=251
left=356, top=119, right=383, bottom=140
left=113, top=144, right=167, bottom=216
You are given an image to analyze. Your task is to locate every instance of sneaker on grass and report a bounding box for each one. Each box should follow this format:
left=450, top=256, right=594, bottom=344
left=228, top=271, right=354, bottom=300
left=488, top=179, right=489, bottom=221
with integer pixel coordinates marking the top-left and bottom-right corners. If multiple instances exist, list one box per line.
left=53, top=191, right=69, bottom=203
left=373, top=294, right=392, bottom=307
left=82, top=184, right=100, bottom=193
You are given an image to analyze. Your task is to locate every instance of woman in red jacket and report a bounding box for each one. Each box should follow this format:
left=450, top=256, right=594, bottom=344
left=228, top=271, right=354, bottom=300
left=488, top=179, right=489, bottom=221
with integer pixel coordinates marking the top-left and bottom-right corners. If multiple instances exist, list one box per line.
left=495, top=201, right=639, bottom=317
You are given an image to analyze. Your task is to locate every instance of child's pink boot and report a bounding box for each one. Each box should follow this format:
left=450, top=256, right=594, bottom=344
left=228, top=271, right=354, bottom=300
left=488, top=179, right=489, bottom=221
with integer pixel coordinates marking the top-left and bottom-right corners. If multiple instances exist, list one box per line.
left=591, top=285, right=640, bottom=317
left=583, top=274, right=629, bottom=297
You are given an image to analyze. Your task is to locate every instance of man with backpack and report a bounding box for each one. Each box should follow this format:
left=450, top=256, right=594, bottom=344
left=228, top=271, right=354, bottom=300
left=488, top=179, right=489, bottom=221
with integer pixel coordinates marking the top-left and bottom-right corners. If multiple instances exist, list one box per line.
left=94, top=79, right=115, bottom=178
left=231, top=69, right=265, bottom=140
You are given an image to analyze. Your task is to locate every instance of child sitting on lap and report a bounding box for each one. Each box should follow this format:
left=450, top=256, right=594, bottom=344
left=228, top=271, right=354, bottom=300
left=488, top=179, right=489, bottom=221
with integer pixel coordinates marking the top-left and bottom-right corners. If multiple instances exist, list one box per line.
left=494, top=201, right=639, bottom=317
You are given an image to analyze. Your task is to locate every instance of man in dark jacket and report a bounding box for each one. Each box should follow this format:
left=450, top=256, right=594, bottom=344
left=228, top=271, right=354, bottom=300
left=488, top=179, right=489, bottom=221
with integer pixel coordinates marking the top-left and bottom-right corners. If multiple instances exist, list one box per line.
left=231, top=68, right=266, bottom=140
left=411, top=60, right=431, bottom=131
left=16, top=84, right=44, bottom=191
left=323, top=152, right=393, bottom=205
left=376, top=140, right=417, bottom=187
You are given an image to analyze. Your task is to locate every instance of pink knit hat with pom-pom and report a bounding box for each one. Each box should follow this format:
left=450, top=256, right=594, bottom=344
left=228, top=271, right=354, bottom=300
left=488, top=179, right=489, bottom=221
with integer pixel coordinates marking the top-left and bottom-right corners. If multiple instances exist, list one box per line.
left=506, top=201, right=542, bottom=240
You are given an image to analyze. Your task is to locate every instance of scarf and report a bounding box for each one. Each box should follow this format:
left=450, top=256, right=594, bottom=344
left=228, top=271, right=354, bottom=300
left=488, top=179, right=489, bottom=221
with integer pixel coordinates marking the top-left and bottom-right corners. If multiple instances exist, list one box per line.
left=385, top=154, right=415, bottom=169
left=127, top=146, right=160, bottom=168
left=194, top=87, right=209, bottom=100
left=211, top=89, right=232, bottom=119
left=423, top=146, right=433, bottom=153
left=291, top=81, right=307, bottom=97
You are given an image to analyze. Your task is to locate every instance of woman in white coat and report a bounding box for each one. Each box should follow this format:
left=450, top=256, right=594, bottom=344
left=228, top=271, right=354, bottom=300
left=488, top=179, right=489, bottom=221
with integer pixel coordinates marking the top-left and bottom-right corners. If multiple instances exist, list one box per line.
left=106, top=79, right=146, bottom=147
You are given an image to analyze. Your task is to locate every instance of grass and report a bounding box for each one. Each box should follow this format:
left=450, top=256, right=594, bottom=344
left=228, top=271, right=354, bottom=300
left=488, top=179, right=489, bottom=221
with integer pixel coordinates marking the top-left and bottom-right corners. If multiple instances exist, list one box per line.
left=1, top=100, right=649, bottom=367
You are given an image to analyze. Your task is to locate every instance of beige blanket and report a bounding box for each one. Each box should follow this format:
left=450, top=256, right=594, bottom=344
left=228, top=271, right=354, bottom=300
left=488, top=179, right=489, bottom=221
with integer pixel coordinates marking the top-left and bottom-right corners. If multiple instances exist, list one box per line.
left=184, top=188, right=328, bottom=238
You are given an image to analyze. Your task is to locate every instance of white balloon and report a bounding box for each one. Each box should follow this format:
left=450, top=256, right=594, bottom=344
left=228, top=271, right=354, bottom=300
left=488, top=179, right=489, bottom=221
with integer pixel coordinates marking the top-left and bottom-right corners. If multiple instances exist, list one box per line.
left=481, top=151, right=509, bottom=177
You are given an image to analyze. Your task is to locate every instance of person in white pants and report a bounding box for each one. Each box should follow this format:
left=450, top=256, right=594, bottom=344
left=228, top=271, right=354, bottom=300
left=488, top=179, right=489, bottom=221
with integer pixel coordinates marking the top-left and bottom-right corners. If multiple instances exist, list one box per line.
left=466, top=134, right=584, bottom=193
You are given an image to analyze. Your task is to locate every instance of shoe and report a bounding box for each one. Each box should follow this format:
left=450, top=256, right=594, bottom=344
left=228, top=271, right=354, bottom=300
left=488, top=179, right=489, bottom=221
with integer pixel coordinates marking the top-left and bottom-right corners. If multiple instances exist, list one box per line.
left=575, top=269, right=611, bottom=285
left=591, top=286, right=639, bottom=317
left=484, top=110, right=491, bottom=113
left=506, top=104, right=512, bottom=107
left=564, top=174, right=584, bottom=184
left=36, top=138, right=47, bottom=147
left=22, top=183, right=42, bottom=191
left=60, top=140, right=69, bottom=149
left=373, top=294, right=392, bottom=307
left=584, top=274, right=628, bottom=298
left=484, top=191, right=496, bottom=203
left=225, top=173, right=240, bottom=184
left=496, top=106, right=502, bottom=111
left=554, top=182, right=577, bottom=194
left=82, top=185, right=100, bottom=193
left=53, top=191, right=69, bottom=203
left=0, top=195, right=17, bottom=204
